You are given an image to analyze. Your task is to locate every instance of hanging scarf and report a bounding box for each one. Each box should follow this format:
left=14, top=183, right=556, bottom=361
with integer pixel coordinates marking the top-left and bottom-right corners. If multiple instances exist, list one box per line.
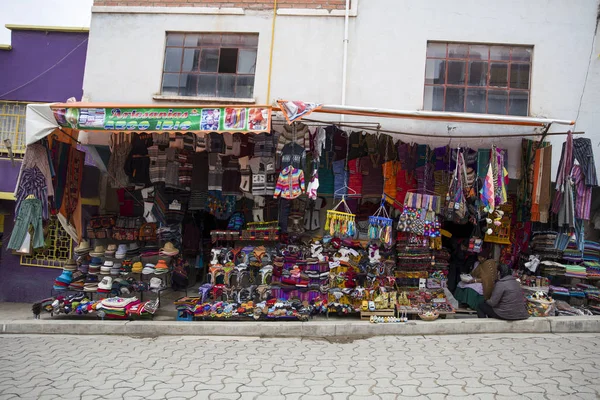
left=552, top=131, right=573, bottom=214
left=530, top=145, right=552, bottom=223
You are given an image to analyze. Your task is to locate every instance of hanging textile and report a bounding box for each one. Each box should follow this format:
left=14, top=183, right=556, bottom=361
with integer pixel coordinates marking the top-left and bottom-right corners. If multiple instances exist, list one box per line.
left=572, top=165, right=592, bottom=220
left=530, top=145, right=552, bottom=223
left=65, top=147, right=85, bottom=222
left=572, top=138, right=598, bottom=187
left=552, top=131, right=574, bottom=214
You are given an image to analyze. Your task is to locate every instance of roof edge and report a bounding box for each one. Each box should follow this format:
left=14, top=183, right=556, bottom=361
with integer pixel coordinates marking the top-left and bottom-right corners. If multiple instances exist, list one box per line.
left=5, top=24, right=89, bottom=33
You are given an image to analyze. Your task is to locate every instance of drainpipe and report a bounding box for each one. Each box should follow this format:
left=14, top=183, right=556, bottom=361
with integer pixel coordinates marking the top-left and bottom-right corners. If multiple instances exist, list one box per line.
left=340, top=0, right=350, bottom=121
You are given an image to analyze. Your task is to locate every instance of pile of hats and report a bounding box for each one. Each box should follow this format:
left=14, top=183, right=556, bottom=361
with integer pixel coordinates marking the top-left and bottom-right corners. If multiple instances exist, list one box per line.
left=126, top=243, right=140, bottom=258
left=53, top=259, right=77, bottom=291
left=115, top=244, right=128, bottom=260
left=132, top=261, right=143, bottom=274
left=105, top=244, right=117, bottom=259
left=155, top=260, right=169, bottom=275
left=84, top=274, right=99, bottom=292
left=90, top=245, right=106, bottom=258
left=160, top=242, right=179, bottom=257
left=111, top=262, right=122, bottom=276
left=97, top=276, right=113, bottom=294
left=89, top=257, right=102, bottom=275
left=142, top=263, right=156, bottom=275
left=74, top=240, right=91, bottom=258
left=101, top=261, right=113, bottom=276
left=121, top=260, right=133, bottom=275
left=150, top=277, right=165, bottom=292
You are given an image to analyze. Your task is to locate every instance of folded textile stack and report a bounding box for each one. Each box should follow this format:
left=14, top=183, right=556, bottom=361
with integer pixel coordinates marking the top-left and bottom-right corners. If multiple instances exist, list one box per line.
left=529, top=231, right=563, bottom=261
left=128, top=298, right=159, bottom=319
left=569, top=288, right=586, bottom=298
left=576, top=283, right=600, bottom=300
left=583, top=241, right=600, bottom=263
left=565, top=265, right=587, bottom=279
left=540, top=261, right=566, bottom=276
left=563, top=241, right=583, bottom=263
left=549, top=285, right=569, bottom=295
left=431, top=249, right=450, bottom=270
left=583, top=261, right=600, bottom=278
left=530, top=231, right=558, bottom=252
left=97, top=296, right=140, bottom=319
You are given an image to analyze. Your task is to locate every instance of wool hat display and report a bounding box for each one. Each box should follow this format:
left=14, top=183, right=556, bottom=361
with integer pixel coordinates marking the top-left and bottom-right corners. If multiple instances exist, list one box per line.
left=56, top=270, right=73, bottom=285
left=89, top=245, right=106, bottom=257
left=160, top=242, right=179, bottom=256
left=97, top=277, right=113, bottom=293
left=132, top=262, right=143, bottom=274
left=154, top=260, right=169, bottom=275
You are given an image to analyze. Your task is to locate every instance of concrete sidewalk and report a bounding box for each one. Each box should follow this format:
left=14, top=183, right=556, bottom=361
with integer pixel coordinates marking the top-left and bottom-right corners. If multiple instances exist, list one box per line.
left=2, top=302, right=600, bottom=338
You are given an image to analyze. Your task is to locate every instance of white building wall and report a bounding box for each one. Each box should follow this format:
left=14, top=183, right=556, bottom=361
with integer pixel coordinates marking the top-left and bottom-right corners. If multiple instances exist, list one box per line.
left=83, top=0, right=600, bottom=178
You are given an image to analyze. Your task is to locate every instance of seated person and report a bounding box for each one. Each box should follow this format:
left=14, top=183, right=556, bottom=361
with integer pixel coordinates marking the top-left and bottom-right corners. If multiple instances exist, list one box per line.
left=471, top=257, right=498, bottom=300
left=478, top=264, right=529, bottom=320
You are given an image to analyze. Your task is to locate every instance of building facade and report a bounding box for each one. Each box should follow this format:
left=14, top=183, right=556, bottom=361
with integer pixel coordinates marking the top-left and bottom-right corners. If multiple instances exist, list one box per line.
left=0, top=26, right=89, bottom=302
left=84, top=0, right=600, bottom=180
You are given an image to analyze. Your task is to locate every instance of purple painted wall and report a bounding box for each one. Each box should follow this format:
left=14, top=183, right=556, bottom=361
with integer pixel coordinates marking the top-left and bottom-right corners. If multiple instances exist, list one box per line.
left=0, top=29, right=89, bottom=302
left=0, top=29, right=88, bottom=102
left=0, top=204, right=58, bottom=303
left=0, top=159, right=20, bottom=192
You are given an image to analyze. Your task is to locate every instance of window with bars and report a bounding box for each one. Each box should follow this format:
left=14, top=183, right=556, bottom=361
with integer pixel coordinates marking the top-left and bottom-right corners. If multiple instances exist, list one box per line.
left=423, top=42, right=532, bottom=116
left=0, top=102, right=27, bottom=155
left=161, top=32, right=258, bottom=99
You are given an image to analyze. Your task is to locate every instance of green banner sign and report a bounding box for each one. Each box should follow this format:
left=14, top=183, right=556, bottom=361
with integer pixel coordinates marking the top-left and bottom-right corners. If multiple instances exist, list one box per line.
left=51, top=106, right=271, bottom=133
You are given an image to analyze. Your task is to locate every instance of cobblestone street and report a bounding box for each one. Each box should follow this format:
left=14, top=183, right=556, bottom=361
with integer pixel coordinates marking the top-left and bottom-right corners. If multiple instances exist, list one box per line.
left=0, top=333, right=599, bottom=399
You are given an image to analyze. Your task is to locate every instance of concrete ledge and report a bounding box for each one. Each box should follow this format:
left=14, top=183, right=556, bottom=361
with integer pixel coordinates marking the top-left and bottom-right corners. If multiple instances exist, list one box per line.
left=1, top=316, right=598, bottom=337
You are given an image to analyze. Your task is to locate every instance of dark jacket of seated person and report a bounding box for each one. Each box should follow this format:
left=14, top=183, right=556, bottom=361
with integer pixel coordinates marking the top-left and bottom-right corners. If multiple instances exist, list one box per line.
left=478, top=265, right=529, bottom=320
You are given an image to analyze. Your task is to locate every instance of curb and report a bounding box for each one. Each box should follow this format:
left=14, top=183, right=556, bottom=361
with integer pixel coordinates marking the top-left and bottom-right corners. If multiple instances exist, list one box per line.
left=2, top=316, right=600, bottom=337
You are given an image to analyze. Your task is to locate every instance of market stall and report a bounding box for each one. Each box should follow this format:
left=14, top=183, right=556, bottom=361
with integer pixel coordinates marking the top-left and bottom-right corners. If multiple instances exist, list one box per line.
left=22, top=100, right=598, bottom=323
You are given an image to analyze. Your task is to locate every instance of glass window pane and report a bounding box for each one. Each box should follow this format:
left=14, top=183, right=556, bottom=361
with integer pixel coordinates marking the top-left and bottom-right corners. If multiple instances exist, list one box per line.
left=469, top=45, right=488, bottom=60
left=179, top=74, right=198, bottom=96
left=200, top=34, right=221, bottom=46
left=510, top=63, right=530, bottom=89
left=236, top=76, right=255, bottom=99
left=445, top=87, right=465, bottom=112
left=166, top=33, right=184, bottom=46
left=184, top=34, right=201, bottom=47
left=219, top=48, right=238, bottom=74
left=511, top=47, right=532, bottom=62
left=182, top=49, right=200, bottom=72
left=164, top=48, right=183, bottom=72
left=425, top=59, right=446, bottom=84
left=239, top=34, right=259, bottom=47
left=423, top=86, right=444, bottom=111
left=162, top=73, right=179, bottom=95
left=198, top=75, right=217, bottom=97
left=218, top=75, right=236, bottom=97
left=489, top=63, right=508, bottom=87
left=447, top=61, right=466, bottom=85
left=466, top=88, right=486, bottom=113
left=426, top=43, right=446, bottom=58
left=468, top=61, right=487, bottom=86
left=488, top=90, right=508, bottom=115
left=200, top=49, right=219, bottom=73
left=448, top=43, right=469, bottom=58
left=509, top=92, right=529, bottom=116
left=490, top=46, right=510, bottom=61
left=237, top=49, right=257, bottom=74
left=221, top=34, right=243, bottom=46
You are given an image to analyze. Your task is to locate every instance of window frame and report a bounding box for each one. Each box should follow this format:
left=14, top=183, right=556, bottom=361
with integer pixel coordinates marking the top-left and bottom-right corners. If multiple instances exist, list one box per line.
left=423, top=41, right=532, bottom=116
left=160, top=32, right=258, bottom=100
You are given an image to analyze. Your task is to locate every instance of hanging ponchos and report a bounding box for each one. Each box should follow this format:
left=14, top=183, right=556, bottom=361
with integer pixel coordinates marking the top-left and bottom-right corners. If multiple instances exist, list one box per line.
left=530, top=145, right=552, bottom=223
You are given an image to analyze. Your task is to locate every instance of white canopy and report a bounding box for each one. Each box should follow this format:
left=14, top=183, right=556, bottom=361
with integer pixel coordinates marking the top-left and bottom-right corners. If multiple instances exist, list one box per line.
left=25, top=103, right=58, bottom=146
